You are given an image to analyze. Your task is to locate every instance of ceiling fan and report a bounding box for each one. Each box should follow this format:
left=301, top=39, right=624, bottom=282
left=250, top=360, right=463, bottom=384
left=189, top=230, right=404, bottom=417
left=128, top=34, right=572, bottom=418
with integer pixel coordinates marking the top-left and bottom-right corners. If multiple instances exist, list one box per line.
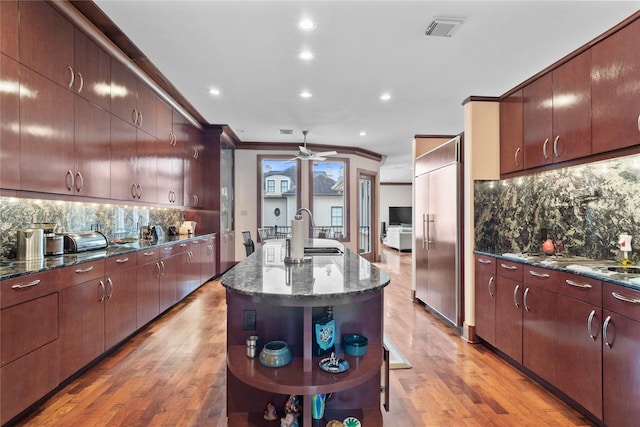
left=290, top=130, right=337, bottom=161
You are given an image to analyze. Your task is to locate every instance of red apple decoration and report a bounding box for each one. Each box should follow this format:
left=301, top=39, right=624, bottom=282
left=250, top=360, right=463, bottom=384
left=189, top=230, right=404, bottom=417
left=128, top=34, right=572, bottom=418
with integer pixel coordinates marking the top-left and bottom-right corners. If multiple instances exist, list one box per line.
left=542, top=239, right=555, bottom=255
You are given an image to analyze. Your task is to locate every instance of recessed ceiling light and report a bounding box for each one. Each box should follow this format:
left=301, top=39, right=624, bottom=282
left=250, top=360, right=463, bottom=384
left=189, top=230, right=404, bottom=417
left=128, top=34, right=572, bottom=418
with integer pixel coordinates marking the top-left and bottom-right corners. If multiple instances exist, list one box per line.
left=297, top=19, right=316, bottom=31
left=359, top=131, right=367, bottom=136
left=298, top=50, right=315, bottom=61
left=208, top=88, right=220, bottom=96
left=299, top=91, right=313, bottom=98
left=379, top=93, right=391, bottom=101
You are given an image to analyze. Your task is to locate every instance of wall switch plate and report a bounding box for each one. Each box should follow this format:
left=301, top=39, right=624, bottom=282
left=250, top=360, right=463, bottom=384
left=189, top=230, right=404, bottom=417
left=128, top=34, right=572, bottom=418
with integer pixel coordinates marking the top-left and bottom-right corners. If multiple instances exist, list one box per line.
left=243, top=309, right=256, bottom=330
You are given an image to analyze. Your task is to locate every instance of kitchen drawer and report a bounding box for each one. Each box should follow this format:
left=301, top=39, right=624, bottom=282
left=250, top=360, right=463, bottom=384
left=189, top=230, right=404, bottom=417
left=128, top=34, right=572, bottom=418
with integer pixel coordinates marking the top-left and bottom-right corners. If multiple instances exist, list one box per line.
left=1, top=269, right=59, bottom=309
left=136, top=246, right=160, bottom=264
left=1, top=292, right=58, bottom=365
left=1, top=340, right=59, bottom=424
left=604, top=282, right=640, bottom=322
left=160, top=241, right=189, bottom=259
left=557, top=271, right=602, bottom=307
left=523, top=265, right=559, bottom=292
left=106, top=252, right=137, bottom=274
left=496, top=259, right=523, bottom=281
left=475, top=254, right=496, bottom=274
left=59, top=259, right=106, bottom=290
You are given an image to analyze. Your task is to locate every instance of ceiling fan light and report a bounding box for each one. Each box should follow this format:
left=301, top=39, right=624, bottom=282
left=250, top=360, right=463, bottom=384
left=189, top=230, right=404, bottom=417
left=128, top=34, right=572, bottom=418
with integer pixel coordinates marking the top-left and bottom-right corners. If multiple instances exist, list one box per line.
left=298, top=50, right=315, bottom=61
left=379, top=93, right=391, bottom=101
left=299, top=91, right=313, bottom=98
left=297, top=19, right=316, bottom=31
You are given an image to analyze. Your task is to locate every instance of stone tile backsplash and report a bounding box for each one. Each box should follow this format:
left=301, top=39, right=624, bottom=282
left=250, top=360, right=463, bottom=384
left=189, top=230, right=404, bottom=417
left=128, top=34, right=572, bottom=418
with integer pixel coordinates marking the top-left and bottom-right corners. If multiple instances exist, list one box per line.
left=474, top=153, right=640, bottom=263
left=0, top=197, right=185, bottom=259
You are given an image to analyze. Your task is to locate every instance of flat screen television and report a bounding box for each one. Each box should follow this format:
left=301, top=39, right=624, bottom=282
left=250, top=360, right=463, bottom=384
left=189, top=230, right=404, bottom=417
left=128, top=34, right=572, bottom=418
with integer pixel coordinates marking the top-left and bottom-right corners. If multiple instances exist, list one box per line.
left=389, top=206, right=412, bottom=226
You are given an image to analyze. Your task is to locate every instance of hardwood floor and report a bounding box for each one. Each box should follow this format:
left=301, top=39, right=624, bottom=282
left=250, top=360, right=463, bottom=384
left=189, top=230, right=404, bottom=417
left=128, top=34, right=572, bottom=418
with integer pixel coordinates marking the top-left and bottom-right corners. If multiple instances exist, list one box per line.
left=13, top=247, right=594, bottom=426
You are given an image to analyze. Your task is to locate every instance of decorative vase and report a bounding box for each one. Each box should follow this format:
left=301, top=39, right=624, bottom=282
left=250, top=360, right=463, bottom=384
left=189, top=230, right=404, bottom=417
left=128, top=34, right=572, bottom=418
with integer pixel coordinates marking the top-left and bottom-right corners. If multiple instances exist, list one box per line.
left=311, top=393, right=326, bottom=419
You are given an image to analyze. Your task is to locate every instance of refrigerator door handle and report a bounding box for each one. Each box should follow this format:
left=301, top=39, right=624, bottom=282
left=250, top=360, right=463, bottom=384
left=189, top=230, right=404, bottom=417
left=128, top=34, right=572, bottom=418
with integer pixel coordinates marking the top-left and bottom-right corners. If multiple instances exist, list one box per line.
left=422, top=213, right=428, bottom=249
left=426, top=215, right=435, bottom=248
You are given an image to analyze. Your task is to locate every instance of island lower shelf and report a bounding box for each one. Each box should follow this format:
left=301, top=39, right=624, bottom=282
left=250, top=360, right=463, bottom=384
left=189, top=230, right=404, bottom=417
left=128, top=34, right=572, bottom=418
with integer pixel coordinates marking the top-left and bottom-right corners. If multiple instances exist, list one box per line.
left=227, top=343, right=383, bottom=395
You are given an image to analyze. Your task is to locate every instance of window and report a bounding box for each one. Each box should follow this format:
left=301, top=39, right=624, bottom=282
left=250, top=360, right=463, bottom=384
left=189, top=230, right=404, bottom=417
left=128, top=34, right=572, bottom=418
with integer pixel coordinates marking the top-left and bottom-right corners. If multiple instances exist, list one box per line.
left=310, top=159, right=349, bottom=241
left=259, top=156, right=300, bottom=232
left=331, top=207, right=343, bottom=226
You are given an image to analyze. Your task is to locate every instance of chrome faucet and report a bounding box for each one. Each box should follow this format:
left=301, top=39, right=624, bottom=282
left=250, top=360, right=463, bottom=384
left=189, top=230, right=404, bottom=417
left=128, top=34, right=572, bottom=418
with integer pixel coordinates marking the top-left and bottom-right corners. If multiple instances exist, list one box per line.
left=295, top=208, right=315, bottom=228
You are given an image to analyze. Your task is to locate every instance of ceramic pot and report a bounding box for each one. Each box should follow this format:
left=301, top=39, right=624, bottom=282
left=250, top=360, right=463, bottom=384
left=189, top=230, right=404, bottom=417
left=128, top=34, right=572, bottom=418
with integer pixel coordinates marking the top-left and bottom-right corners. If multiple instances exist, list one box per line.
left=259, top=341, right=292, bottom=367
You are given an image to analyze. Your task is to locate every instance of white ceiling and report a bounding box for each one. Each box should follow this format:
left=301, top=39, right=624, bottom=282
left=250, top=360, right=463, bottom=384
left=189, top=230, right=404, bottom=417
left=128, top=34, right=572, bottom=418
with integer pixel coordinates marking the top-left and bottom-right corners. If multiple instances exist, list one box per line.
left=94, top=1, right=640, bottom=183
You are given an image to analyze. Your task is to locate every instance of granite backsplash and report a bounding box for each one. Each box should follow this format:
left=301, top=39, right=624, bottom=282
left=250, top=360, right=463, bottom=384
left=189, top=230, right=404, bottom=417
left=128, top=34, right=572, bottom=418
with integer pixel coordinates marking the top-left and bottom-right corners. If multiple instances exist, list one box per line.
left=474, top=153, right=640, bottom=263
left=0, top=197, right=186, bottom=259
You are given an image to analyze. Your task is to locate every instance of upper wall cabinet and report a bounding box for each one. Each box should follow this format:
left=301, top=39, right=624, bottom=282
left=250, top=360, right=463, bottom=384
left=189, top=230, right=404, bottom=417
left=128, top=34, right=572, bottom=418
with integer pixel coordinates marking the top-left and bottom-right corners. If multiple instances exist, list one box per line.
left=0, top=0, right=18, bottom=60
left=73, top=29, right=111, bottom=111
left=523, top=50, right=591, bottom=170
left=592, top=18, right=640, bottom=154
left=500, top=89, right=524, bottom=174
left=0, top=54, right=20, bottom=190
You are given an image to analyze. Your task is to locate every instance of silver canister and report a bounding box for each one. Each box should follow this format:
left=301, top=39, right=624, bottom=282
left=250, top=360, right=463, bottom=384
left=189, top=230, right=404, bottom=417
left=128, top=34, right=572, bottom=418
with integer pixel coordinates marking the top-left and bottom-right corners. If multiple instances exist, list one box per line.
left=16, top=228, right=44, bottom=260
left=246, top=336, right=258, bottom=358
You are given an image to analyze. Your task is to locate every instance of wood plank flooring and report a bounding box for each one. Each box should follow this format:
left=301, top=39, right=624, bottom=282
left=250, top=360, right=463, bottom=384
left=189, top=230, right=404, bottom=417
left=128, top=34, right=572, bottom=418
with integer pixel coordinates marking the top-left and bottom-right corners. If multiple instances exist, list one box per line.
left=13, top=247, right=594, bottom=426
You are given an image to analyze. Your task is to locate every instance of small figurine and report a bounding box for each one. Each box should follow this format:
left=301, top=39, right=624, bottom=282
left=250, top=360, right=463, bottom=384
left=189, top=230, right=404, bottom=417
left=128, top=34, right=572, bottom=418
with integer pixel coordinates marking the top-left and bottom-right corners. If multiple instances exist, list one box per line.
left=264, top=401, right=277, bottom=421
left=280, top=413, right=298, bottom=427
left=284, top=394, right=300, bottom=415
left=328, top=352, right=340, bottom=369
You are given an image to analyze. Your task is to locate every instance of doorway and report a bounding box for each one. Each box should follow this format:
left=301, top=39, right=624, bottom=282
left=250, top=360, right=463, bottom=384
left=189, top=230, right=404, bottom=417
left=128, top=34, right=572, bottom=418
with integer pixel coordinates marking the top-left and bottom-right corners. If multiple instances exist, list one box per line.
left=358, top=170, right=377, bottom=261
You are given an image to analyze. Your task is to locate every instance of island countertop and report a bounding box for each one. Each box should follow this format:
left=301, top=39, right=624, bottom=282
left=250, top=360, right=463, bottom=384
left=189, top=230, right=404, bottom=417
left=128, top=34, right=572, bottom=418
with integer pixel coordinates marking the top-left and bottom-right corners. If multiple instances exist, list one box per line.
left=221, top=239, right=391, bottom=302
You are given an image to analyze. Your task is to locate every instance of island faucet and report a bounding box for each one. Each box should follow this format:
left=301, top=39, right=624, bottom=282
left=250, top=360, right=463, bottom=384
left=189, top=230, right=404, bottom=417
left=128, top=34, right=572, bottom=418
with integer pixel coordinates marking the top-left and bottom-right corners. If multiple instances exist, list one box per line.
left=295, top=208, right=315, bottom=228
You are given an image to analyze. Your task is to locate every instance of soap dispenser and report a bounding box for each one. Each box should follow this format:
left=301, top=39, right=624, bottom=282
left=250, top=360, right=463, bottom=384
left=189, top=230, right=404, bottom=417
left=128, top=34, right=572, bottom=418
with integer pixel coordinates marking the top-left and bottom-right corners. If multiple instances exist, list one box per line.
left=619, top=234, right=633, bottom=266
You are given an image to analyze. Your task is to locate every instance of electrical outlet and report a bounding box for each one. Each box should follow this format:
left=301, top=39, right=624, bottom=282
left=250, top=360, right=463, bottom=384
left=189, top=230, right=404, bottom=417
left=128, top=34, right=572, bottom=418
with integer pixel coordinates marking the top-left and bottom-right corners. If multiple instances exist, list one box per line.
left=243, top=309, right=256, bottom=330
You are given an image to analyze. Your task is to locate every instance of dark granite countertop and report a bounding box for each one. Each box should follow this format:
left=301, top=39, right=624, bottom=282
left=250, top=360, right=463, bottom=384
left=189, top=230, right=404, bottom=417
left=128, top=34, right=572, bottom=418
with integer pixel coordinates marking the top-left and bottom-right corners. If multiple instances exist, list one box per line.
left=475, top=250, right=640, bottom=292
left=0, top=233, right=215, bottom=281
left=221, top=239, right=391, bottom=302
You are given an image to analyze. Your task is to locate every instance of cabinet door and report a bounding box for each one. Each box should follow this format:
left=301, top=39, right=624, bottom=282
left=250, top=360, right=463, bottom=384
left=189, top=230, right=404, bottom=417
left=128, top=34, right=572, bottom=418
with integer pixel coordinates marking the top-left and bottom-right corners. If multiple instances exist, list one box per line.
left=20, top=65, right=75, bottom=194
left=176, top=250, right=195, bottom=300
left=74, top=96, right=111, bottom=198
left=159, top=255, right=178, bottom=312
left=0, top=0, right=18, bottom=59
left=105, top=270, right=137, bottom=350
left=18, top=1, right=73, bottom=88
left=136, top=262, right=160, bottom=328
left=73, top=29, right=111, bottom=111
left=499, top=89, right=524, bottom=175
left=137, top=83, right=157, bottom=137
left=110, top=115, right=137, bottom=201
left=184, top=156, right=203, bottom=207
left=602, top=311, right=640, bottom=427
left=201, top=235, right=217, bottom=282
left=110, top=59, right=138, bottom=125
left=556, top=295, right=602, bottom=419
left=474, top=269, right=496, bottom=346
left=495, top=276, right=523, bottom=363
left=523, top=73, right=553, bottom=169
left=0, top=54, right=20, bottom=190
left=157, top=99, right=173, bottom=145
left=552, top=50, right=592, bottom=162
left=59, top=279, right=106, bottom=381
left=522, top=285, right=557, bottom=385
left=414, top=172, right=429, bottom=303
left=592, top=18, right=640, bottom=154
left=136, top=128, right=157, bottom=203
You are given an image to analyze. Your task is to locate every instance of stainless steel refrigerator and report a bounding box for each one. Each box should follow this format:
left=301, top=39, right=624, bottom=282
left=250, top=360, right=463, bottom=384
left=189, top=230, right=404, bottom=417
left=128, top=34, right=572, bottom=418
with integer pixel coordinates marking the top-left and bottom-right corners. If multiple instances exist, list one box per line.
left=414, top=135, right=463, bottom=327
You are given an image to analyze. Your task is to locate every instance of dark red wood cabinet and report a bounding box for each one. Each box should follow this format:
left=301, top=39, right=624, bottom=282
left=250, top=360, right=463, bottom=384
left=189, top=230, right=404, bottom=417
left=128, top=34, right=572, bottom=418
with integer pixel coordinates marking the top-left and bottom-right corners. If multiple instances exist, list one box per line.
left=73, top=28, right=111, bottom=111
left=523, top=73, right=553, bottom=169
left=110, top=115, right=138, bottom=201
left=104, top=255, right=138, bottom=350
left=500, top=89, right=524, bottom=175
left=0, top=0, right=19, bottom=60
left=0, top=54, right=21, bottom=190
left=474, top=255, right=496, bottom=346
left=592, top=18, right=640, bottom=154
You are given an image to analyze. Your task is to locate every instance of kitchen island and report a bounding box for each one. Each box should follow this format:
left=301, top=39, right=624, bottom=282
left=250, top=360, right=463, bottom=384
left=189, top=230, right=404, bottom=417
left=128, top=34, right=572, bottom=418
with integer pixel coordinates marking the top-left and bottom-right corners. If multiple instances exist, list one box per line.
left=221, top=239, right=390, bottom=426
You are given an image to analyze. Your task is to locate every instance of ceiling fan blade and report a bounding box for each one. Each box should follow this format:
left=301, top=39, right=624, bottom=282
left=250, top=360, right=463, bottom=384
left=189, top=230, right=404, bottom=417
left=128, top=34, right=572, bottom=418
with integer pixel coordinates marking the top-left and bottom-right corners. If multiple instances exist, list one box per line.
left=313, top=151, right=337, bottom=157
left=299, top=146, right=312, bottom=155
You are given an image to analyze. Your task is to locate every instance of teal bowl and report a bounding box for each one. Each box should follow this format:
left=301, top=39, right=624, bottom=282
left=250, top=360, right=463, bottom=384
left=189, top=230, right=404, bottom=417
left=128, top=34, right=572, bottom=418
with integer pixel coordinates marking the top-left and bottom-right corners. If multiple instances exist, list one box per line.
left=259, top=341, right=292, bottom=367
left=342, top=334, right=368, bottom=356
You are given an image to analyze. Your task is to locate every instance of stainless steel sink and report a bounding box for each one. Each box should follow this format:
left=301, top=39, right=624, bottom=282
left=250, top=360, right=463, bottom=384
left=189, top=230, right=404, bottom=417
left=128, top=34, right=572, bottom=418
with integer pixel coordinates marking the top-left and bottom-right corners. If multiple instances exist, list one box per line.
left=304, top=247, right=342, bottom=255
left=606, top=266, right=640, bottom=274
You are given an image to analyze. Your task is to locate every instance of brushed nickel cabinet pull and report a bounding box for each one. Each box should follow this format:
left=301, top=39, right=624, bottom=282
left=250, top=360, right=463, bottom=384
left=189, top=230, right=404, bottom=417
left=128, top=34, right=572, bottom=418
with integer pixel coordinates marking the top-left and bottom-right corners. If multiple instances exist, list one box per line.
left=565, top=279, right=592, bottom=289
left=11, top=279, right=41, bottom=289
left=523, top=287, right=531, bottom=311
left=528, top=270, right=550, bottom=279
left=553, top=135, right=560, bottom=157
left=76, top=265, right=94, bottom=274
left=603, top=315, right=613, bottom=348
left=515, top=147, right=521, bottom=167
left=98, top=281, right=106, bottom=302
left=75, top=171, right=83, bottom=192
left=138, top=111, right=143, bottom=127
left=143, top=251, right=155, bottom=257
left=500, top=263, right=517, bottom=270
left=513, top=284, right=520, bottom=308
left=116, top=257, right=129, bottom=264
left=587, top=310, right=598, bottom=340
left=160, top=260, right=165, bottom=276
left=76, top=72, right=84, bottom=93
left=180, top=243, right=188, bottom=248
left=488, top=276, right=495, bottom=297
left=155, top=262, right=161, bottom=278
left=67, top=66, right=74, bottom=88
left=137, top=184, right=142, bottom=199
left=132, top=108, right=138, bottom=125
left=543, top=138, right=549, bottom=159
left=107, top=278, right=114, bottom=300
left=132, top=183, right=137, bottom=198
left=611, top=291, right=640, bottom=304
left=66, top=169, right=74, bottom=191
left=164, top=246, right=174, bottom=251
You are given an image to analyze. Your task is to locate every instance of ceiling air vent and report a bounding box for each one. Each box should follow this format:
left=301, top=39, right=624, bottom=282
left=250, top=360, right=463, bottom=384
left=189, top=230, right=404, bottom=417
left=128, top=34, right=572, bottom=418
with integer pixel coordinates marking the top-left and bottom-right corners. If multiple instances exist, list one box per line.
left=425, top=18, right=464, bottom=38
left=280, top=129, right=293, bottom=135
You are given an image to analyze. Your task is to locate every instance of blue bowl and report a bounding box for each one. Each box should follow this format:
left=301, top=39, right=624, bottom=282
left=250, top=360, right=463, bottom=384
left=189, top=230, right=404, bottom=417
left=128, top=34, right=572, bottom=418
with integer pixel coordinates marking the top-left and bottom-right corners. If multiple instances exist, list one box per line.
left=259, top=341, right=292, bottom=367
left=342, top=334, right=368, bottom=356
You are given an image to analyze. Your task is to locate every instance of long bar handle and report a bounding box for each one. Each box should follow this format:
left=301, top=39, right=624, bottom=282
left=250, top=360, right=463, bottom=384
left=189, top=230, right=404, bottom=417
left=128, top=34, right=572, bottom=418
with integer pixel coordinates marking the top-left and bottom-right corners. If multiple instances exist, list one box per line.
left=565, top=279, right=592, bottom=289
left=422, top=214, right=428, bottom=249
left=98, top=280, right=106, bottom=302
left=513, top=284, right=521, bottom=308
left=543, top=138, right=549, bottom=159
left=587, top=310, right=598, bottom=340
left=115, top=257, right=129, bottom=264
left=553, top=135, right=560, bottom=158
left=478, top=258, right=492, bottom=265
left=603, top=315, right=613, bottom=348
left=11, top=279, right=41, bottom=289
left=500, top=263, right=517, bottom=270
left=528, top=270, right=550, bottom=279
left=514, top=147, right=521, bottom=167
left=76, top=265, right=95, bottom=274
left=612, top=292, right=640, bottom=304
left=107, top=278, right=114, bottom=300
left=488, top=276, right=495, bottom=297
left=523, top=287, right=531, bottom=311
